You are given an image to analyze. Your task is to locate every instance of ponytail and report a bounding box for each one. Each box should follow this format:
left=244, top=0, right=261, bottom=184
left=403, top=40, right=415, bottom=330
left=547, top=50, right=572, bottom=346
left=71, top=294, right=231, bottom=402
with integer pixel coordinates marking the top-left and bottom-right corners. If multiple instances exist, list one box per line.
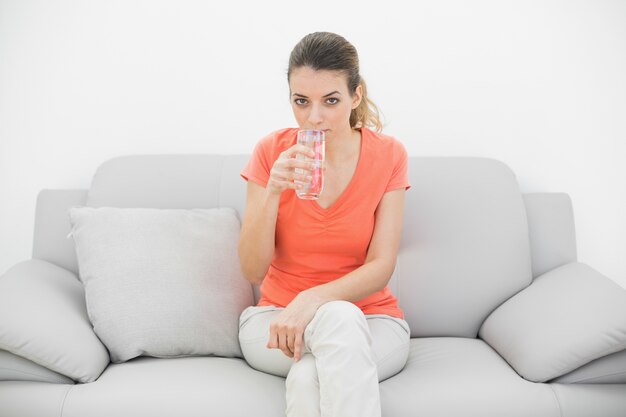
left=350, top=77, right=383, bottom=132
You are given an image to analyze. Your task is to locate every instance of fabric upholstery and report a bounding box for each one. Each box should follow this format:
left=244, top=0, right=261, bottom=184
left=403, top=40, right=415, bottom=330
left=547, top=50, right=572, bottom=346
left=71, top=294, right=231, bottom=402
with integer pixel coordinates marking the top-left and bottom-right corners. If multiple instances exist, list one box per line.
left=479, top=262, right=626, bottom=382
left=1, top=155, right=624, bottom=417
left=522, top=193, right=578, bottom=278
left=397, top=157, right=533, bottom=338
left=68, top=206, right=253, bottom=363
left=549, top=348, right=626, bottom=384
left=0, top=349, right=74, bottom=384
left=0, top=259, right=109, bottom=383
left=33, top=189, right=88, bottom=275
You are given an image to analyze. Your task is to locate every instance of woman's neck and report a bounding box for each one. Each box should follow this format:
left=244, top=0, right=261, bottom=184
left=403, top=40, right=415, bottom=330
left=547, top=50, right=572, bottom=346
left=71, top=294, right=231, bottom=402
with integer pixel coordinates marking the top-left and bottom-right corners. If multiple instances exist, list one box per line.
left=325, top=127, right=361, bottom=165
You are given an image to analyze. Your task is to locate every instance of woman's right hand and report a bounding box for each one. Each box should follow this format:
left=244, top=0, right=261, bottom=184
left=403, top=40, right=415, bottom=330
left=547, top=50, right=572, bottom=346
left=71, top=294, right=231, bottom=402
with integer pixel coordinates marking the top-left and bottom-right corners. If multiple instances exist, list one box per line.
left=266, top=144, right=316, bottom=196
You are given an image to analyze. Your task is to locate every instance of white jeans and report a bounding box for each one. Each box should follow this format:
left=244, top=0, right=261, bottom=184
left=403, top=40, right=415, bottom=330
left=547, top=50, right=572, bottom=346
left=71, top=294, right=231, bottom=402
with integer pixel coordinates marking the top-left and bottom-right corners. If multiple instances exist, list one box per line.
left=238, top=300, right=411, bottom=417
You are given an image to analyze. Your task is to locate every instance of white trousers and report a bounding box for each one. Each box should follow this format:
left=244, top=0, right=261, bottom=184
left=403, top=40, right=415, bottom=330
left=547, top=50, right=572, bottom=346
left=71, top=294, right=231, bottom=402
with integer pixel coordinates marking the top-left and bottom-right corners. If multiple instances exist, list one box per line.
left=238, top=300, right=411, bottom=417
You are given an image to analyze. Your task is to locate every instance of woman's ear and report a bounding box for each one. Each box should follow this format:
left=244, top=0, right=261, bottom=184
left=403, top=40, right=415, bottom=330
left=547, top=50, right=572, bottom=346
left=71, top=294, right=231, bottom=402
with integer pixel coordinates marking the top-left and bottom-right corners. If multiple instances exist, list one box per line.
left=352, top=84, right=363, bottom=109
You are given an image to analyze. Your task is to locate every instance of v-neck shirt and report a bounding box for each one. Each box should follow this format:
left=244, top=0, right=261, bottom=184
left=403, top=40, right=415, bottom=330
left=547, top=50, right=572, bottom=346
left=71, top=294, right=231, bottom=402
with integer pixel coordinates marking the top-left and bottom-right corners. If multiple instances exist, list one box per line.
left=240, top=127, right=411, bottom=319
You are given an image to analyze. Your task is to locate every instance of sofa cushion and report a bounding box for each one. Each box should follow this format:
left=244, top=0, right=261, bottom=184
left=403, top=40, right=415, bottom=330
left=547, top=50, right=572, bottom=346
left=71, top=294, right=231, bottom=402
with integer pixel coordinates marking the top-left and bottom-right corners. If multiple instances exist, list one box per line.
left=0, top=259, right=110, bottom=383
left=58, top=356, right=288, bottom=417
left=397, top=157, right=533, bottom=338
left=478, top=262, right=626, bottom=382
left=68, top=206, right=253, bottom=363
left=0, top=380, right=73, bottom=417
left=379, top=338, right=626, bottom=415
left=379, top=338, right=559, bottom=416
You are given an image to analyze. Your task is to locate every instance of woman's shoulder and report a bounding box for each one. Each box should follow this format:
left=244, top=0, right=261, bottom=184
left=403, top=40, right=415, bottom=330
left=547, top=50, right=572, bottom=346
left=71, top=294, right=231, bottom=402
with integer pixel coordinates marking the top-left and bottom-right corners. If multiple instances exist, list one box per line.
left=363, top=127, right=407, bottom=155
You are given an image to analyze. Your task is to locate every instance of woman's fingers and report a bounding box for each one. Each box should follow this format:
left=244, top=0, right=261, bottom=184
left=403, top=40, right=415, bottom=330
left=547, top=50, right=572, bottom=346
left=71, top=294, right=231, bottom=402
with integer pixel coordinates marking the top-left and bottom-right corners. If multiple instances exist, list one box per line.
left=282, top=332, right=294, bottom=358
left=293, top=330, right=304, bottom=362
left=276, top=180, right=300, bottom=190
left=266, top=144, right=317, bottom=195
left=266, top=328, right=278, bottom=349
left=271, top=328, right=292, bottom=358
left=287, top=330, right=296, bottom=357
left=268, top=170, right=306, bottom=193
left=268, top=322, right=293, bottom=357
left=271, top=168, right=310, bottom=183
left=268, top=324, right=305, bottom=360
left=280, top=144, right=315, bottom=160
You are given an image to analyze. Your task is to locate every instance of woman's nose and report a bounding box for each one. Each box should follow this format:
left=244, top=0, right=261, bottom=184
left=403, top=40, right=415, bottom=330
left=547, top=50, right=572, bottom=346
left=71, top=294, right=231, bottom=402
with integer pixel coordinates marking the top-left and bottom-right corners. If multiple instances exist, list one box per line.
left=307, top=104, right=323, bottom=126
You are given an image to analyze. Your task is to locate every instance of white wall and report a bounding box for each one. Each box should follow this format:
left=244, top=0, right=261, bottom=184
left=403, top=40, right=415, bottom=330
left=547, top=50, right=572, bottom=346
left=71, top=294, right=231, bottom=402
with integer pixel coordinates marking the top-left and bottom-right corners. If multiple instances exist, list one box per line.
left=1, top=0, right=624, bottom=288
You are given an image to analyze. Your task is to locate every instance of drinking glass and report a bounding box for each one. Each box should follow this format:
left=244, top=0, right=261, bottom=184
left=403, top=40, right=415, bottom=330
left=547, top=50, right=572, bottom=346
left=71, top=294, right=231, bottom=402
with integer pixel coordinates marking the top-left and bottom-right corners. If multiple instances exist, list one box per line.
left=295, top=129, right=325, bottom=199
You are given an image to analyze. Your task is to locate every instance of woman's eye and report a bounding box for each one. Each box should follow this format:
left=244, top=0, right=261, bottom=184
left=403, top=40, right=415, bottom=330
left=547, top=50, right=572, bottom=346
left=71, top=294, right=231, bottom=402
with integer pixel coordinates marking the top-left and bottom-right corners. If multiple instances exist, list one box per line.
left=294, top=98, right=339, bottom=105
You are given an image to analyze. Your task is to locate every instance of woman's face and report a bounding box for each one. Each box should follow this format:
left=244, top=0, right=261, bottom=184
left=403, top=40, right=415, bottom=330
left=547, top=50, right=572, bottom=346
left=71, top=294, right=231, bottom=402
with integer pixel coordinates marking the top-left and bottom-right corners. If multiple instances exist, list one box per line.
left=288, top=66, right=362, bottom=137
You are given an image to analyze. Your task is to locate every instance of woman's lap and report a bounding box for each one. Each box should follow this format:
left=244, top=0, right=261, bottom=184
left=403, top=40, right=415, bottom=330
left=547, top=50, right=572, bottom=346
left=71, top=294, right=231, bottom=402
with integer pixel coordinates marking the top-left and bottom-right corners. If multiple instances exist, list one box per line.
left=238, top=303, right=411, bottom=382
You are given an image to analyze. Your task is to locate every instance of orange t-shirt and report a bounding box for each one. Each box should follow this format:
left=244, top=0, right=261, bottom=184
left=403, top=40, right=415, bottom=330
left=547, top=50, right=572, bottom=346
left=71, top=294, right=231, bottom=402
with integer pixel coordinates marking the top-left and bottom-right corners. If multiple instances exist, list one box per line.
left=240, top=126, right=411, bottom=319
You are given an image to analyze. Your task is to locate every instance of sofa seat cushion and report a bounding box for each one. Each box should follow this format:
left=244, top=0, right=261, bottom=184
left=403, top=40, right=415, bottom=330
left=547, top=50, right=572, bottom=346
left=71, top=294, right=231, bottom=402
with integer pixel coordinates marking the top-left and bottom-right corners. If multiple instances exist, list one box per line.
left=0, top=381, right=73, bottom=417
left=61, top=338, right=560, bottom=417
left=60, top=356, right=287, bottom=417
left=2, top=342, right=626, bottom=417
left=549, top=383, right=626, bottom=417
left=380, top=337, right=560, bottom=417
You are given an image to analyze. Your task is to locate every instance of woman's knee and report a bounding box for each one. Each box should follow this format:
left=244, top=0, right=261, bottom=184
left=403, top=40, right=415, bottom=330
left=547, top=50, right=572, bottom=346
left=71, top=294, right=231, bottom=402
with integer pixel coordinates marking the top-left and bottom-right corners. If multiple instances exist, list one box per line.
left=315, top=300, right=364, bottom=321
left=311, top=300, right=368, bottom=334
left=304, top=301, right=371, bottom=350
left=238, top=306, right=293, bottom=378
left=239, top=340, right=293, bottom=378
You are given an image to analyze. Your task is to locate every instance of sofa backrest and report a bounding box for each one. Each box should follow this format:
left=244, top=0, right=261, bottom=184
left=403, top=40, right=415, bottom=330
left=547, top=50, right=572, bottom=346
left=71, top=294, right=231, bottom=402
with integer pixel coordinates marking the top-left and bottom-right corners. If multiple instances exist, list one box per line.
left=32, top=154, right=567, bottom=338
left=397, top=157, right=533, bottom=337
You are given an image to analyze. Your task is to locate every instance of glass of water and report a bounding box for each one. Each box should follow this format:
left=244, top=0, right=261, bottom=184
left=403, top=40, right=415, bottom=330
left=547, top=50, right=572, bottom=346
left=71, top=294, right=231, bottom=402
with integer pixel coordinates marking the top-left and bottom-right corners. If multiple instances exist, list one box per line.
left=295, top=129, right=325, bottom=200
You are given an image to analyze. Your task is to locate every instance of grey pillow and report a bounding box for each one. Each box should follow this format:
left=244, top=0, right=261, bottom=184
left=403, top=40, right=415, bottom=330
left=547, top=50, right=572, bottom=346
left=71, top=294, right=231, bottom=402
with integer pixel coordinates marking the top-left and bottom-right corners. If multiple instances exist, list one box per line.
left=0, top=349, right=75, bottom=384
left=0, top=259, right=110, bottom=383
left=479, top=262, right=626, bottom=382
left=549, top=348, right=626, bottom=383
left=68, top=206, right=253, bottom=363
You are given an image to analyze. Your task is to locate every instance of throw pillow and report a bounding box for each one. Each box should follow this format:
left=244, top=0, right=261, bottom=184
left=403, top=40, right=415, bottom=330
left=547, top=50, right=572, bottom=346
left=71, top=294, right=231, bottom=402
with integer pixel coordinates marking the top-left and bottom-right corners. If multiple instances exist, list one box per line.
left=68, top=206, right=253, bottom=363
left=0, top=259, right=110, bottom=383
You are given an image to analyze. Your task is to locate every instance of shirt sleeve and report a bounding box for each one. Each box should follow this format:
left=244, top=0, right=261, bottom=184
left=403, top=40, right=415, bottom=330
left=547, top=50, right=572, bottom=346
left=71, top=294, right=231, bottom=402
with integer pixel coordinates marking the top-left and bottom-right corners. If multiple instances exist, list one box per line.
left=240, top=132, right=275, bottom=187
left=385, top=139, right=411, bottom=192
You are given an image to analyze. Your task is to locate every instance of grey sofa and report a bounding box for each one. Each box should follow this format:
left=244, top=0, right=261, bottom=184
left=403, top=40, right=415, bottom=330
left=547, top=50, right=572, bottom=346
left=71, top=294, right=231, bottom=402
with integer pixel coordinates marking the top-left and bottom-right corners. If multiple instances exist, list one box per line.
left=1, top=154, right=625, bottom=417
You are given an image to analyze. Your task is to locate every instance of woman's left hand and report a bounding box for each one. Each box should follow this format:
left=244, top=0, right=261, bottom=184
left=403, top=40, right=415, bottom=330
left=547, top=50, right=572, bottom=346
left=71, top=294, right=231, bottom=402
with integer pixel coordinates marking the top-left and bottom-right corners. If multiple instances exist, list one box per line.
left=266, top=290, right=326, bottom=362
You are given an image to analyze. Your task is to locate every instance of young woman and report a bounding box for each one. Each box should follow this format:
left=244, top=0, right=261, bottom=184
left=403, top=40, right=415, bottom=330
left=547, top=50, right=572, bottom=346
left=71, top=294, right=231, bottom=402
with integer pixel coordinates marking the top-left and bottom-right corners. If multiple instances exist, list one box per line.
left=238, top=31, right=411, bottom=417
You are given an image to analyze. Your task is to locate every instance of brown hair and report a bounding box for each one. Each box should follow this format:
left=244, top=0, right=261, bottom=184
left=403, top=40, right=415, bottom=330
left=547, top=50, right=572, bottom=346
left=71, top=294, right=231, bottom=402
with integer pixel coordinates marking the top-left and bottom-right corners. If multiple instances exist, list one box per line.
left=287, top=32, right=383, bottom=132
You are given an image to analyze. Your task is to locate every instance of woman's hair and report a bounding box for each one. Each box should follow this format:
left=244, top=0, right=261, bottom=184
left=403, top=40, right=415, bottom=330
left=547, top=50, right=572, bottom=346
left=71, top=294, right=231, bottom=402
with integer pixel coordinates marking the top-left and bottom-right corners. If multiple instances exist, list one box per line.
left=287, top=32, right=383, bottom=132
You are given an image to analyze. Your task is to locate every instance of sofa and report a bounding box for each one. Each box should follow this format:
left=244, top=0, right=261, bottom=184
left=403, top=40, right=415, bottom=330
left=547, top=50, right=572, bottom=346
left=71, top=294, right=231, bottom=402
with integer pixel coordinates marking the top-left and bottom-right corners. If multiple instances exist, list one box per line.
left=1, top=154, right=625, bottom=417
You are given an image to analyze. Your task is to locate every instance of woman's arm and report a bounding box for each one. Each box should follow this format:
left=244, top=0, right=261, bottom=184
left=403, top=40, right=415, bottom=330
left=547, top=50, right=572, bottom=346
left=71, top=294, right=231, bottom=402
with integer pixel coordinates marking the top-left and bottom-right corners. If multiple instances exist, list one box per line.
left=238, top=144, right=317, bottom=285
left=304, top=188, right=406, bottom=304
left=238, top=181, right=281, bottom=285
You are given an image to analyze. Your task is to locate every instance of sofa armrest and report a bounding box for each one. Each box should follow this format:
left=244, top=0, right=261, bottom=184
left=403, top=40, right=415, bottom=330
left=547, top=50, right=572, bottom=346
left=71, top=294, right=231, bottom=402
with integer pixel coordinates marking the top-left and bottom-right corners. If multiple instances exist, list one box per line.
left=0, top=259, right=110, bottom=383
left=478, top=262, right=626, bottom=383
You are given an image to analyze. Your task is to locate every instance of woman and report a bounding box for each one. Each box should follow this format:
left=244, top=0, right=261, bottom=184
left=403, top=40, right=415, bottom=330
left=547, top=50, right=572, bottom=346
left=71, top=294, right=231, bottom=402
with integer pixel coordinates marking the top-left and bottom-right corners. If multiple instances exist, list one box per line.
left=238, top=32, right=411, bottom=417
